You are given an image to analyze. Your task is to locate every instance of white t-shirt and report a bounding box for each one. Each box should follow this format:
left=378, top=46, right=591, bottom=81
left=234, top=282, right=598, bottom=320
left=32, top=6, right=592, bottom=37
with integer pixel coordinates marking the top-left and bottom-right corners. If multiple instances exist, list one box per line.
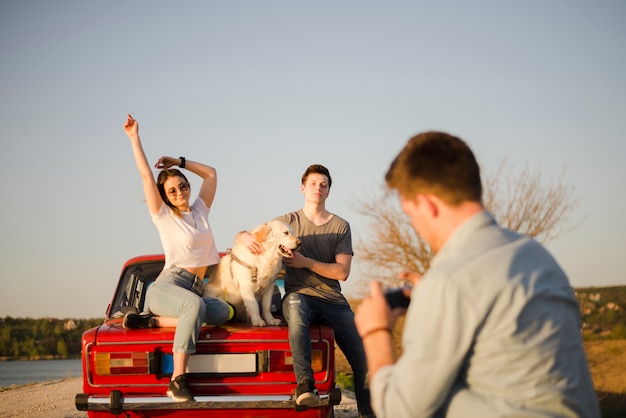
left=151, top=198, right=220, bottom=270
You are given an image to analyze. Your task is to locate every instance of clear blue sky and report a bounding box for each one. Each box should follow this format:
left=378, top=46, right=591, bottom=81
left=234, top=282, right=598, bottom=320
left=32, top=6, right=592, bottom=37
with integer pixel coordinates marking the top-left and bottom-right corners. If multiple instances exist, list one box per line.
left=1, top=1, right=624, bottom=319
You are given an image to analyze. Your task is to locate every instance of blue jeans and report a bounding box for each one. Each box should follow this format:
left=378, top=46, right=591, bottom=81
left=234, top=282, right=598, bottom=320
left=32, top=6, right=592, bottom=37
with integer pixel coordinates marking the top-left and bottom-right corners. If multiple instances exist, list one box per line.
left=146, top=267, right=231, bottom=354
left=282, top=292, right=373, bottom=416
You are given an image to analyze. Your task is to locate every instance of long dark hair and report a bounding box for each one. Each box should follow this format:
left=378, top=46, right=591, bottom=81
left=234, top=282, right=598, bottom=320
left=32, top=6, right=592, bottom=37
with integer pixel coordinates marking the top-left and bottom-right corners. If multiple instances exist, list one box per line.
left=156, top=169, right=190, bottom=218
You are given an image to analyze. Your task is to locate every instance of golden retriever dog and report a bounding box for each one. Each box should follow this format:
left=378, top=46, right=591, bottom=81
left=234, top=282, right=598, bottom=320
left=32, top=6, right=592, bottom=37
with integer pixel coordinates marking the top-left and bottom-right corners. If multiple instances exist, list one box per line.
left=203, top=220, right=301, bottom=326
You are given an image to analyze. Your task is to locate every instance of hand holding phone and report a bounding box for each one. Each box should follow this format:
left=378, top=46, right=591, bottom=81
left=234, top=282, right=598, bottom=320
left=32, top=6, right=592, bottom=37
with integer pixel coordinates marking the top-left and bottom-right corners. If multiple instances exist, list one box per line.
left=383, top=284, right=412, bottom=309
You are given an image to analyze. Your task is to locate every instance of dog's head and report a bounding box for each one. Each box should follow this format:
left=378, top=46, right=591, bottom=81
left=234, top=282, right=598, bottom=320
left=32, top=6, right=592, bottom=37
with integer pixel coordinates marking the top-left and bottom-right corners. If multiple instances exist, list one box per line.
left=253, top=220, right=301, bottom=258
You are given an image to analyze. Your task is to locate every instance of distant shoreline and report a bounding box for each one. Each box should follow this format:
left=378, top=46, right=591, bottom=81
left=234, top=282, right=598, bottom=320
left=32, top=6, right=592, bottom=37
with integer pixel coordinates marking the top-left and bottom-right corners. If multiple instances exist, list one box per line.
left=0, top=376, right=77, bottom=392
left=0, top=355, right=80, bottom=362
left=0, top=357, right=83, bottom=389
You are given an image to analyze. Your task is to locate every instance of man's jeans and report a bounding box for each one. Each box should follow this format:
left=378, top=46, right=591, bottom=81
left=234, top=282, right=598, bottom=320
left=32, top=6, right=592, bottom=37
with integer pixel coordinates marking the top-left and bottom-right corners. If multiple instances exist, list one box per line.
left=146, top=267, right=231, bottom=354
left=282, top=292, right=374, bottom=416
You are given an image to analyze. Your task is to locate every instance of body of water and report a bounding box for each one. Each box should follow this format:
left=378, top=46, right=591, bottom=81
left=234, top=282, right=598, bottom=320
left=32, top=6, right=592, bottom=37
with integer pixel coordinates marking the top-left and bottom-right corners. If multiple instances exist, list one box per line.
left=0, top=358, right=82, bottom=388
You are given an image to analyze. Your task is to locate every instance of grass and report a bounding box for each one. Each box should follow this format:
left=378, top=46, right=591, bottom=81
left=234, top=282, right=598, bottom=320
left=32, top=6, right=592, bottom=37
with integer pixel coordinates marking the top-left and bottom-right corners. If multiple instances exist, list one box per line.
left=584, top=339, right=626, bottom=417
left=335, top=372, right=355, bottom=392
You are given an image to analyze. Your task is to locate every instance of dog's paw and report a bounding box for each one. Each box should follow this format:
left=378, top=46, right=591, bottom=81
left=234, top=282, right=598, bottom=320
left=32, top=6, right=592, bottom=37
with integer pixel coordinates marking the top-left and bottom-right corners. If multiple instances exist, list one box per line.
left=251, top=318, right=266, bottom=327
left=265, top=317, right=282, bottom=326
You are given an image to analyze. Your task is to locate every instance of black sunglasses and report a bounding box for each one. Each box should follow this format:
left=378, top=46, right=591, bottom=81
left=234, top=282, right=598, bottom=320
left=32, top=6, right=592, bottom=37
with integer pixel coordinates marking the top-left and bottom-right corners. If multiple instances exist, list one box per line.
left=166, top=182, right=190, bottom=195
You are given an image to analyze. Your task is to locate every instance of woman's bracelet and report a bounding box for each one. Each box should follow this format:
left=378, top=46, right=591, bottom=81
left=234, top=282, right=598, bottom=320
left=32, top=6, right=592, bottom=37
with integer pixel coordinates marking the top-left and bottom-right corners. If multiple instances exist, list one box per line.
left=179, top=156, right=186, bottom=169
left=360, top=326, right=391, bottom=340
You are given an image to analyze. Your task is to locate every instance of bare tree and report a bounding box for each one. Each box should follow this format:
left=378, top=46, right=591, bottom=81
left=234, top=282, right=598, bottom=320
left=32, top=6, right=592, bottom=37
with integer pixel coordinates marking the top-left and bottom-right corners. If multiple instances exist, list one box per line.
left=354, top=190, right=432, bottom=284
left=353, top=160, right=581, bottom=295
left=483, top=159, right=581, bottom=243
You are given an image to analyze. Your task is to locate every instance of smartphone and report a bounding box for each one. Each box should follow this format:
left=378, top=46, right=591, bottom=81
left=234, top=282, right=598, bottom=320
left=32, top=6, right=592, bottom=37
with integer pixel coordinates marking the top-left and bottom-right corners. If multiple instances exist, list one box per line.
left=383, top=284, right=412, bottom=309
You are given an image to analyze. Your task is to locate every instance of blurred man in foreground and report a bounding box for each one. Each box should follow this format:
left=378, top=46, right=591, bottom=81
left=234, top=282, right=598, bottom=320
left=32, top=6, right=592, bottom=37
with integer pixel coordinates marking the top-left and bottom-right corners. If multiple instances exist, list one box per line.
left=355, top=131, right=600, bottom=418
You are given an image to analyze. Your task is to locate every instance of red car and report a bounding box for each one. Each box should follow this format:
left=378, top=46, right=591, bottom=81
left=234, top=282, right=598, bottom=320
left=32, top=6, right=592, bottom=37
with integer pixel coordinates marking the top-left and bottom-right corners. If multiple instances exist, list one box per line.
left=75, top=254, right=342, bottom=417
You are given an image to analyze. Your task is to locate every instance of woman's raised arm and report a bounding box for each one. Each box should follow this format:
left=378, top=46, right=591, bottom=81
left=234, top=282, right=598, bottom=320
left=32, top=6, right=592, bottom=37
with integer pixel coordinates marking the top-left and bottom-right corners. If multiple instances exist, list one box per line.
left=123, top=114, right=162, bottom=214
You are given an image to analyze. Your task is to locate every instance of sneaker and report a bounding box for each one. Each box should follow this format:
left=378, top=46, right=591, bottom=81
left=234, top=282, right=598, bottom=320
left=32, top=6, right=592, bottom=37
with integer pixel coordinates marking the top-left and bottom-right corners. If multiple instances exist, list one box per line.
left=167, top=374, right=195, bottom=402
left=122, top=312, right=155, bottom=329
left=295, top=379, right=319, bottom=406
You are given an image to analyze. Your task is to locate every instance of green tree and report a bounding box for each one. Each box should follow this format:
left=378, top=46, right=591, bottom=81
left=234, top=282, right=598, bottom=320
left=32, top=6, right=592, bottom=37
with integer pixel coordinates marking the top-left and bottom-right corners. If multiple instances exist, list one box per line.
left=21, top=338, right=40, bottom=357
left=0, top=324, right=12, bottom=356
left=57, top=339, right=69, bottom=357
left=1, top=316, right=103, bottom=358
left=11, top=339, right=20, bottom=357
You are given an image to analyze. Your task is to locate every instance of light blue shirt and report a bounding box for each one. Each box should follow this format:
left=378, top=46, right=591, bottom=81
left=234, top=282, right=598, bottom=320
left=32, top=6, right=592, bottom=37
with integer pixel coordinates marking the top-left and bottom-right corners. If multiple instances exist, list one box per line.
left=371, top=211, right=600, bottom=418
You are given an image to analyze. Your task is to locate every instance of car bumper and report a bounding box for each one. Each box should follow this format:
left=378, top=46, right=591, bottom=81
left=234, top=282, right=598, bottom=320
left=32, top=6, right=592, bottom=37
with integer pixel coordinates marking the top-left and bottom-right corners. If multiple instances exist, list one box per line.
left=76, top=389, right=342, bottom=414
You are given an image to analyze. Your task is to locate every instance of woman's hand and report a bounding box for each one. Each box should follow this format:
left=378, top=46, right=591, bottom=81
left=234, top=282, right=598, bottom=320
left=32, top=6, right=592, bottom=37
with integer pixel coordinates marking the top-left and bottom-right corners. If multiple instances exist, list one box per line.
left=123, top=114, right=138, bottom=138
left=123, top=114, right=162, bottom=215
left=155, top=156, right=180, bottom=170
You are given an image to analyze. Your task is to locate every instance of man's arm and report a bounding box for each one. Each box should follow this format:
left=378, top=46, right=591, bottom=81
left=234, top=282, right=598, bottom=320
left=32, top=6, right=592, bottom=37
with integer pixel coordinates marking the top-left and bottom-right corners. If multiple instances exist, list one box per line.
left=358, top=277, right=473, bottom=417
left=234, top=230, right=263, bottom=254
left=283, top=252, right=351, bottom=281
left=235, top=228, right=352, bottom=281
left=355, top=282, right=396, bottom=376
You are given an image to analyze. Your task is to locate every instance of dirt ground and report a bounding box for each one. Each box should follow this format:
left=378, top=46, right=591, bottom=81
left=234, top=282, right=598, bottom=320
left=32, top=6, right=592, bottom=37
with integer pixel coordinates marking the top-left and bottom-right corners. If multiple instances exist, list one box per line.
left=0, top=377, right=85, bottom=418
left=0, top=377, right=359, bottom=418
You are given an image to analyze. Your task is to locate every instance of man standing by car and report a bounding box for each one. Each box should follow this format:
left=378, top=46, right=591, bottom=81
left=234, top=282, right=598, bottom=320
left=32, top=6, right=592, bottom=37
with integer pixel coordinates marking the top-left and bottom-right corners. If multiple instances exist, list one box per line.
left=237, top=164, right=374, bottom=417
left=355, top=131, right=600, bottom=417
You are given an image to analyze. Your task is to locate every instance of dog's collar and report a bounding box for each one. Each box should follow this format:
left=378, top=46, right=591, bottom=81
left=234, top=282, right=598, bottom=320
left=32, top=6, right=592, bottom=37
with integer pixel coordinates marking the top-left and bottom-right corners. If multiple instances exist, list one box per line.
left=228, top=249, right=258, bottom=283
